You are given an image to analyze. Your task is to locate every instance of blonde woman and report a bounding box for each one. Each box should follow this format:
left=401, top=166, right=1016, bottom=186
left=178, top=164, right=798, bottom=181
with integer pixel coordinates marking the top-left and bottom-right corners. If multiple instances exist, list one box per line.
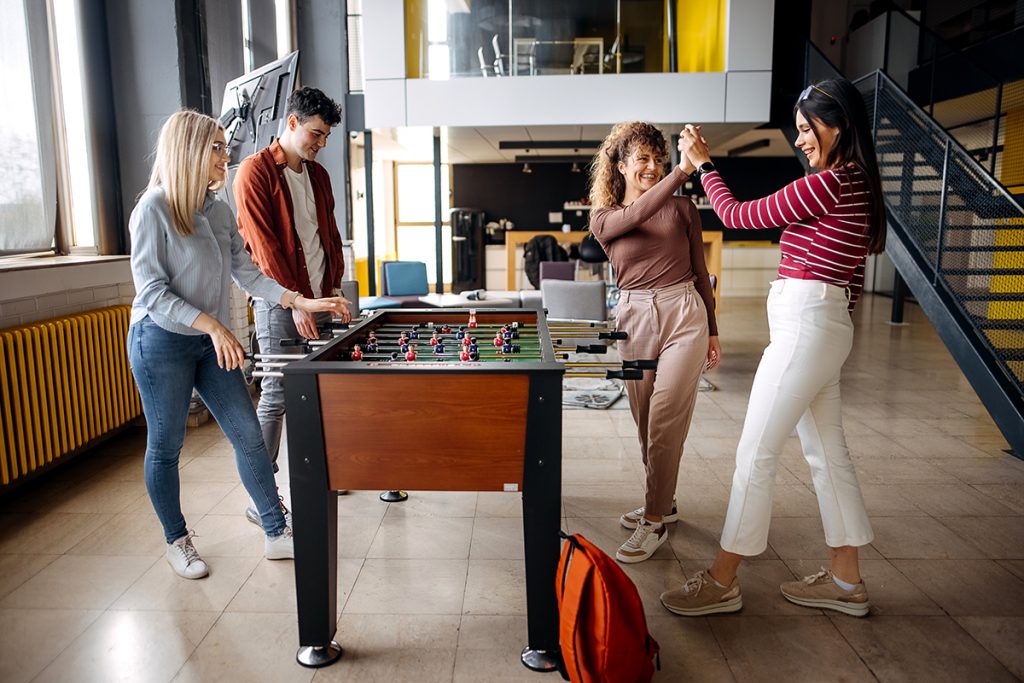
left=127, top=110, right=348, bottom=579
left=589, top=122, right=720, bottom=563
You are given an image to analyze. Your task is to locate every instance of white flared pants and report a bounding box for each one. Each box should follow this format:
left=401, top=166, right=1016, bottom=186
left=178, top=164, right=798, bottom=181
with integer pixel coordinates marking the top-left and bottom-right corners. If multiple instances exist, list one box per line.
left=720, top=279, right=874, bottom=556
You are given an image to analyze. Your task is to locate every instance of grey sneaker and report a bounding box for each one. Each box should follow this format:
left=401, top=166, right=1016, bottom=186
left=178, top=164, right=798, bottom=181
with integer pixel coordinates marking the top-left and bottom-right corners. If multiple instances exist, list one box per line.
left=620, top=501, right=680, bottom=529
left=166, top=531, right=209, bottom=580
left=246, top=497, right=292, bottom=529
left=780, top=568, right=870, bottom=617
left=660, top=570, right=743, bottom=616
left=615, top=519, right=667, bottom=563
left=265, top=525, right=294, bottom=560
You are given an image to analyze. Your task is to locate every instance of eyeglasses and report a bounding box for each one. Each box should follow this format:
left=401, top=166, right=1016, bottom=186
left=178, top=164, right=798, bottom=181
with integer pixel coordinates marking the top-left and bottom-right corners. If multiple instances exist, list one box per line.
left=212, top=141, right=229, bottom=155
left=799, top=85, right=837, bottom=103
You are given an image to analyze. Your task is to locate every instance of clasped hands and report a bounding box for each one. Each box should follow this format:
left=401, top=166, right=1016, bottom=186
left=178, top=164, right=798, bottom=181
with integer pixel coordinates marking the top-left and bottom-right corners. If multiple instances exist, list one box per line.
left=678, top=124, right=713, bottom=174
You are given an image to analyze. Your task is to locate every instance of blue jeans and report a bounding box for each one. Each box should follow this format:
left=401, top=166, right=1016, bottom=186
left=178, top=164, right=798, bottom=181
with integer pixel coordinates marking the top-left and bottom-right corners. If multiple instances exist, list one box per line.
left=253, top=299, right=329, bottom=471
left=128, top=316, right=286, bottom=543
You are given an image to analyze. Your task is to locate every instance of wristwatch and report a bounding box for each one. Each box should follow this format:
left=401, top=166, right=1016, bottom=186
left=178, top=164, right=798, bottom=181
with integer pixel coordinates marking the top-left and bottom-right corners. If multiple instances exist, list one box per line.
left=695, top=161, right=716, bottom=178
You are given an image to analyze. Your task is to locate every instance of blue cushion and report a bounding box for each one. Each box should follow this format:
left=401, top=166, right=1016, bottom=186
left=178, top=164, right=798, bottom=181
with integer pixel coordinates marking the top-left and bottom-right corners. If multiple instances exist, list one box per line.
left=360, top=296, right=402, bottom=310
left=382, top=262, right=429, bottom=296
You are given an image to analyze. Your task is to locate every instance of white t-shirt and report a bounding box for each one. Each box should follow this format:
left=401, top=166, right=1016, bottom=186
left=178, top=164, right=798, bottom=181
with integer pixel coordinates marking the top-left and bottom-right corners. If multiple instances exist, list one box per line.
left=283, top=164, right=326, bottom=296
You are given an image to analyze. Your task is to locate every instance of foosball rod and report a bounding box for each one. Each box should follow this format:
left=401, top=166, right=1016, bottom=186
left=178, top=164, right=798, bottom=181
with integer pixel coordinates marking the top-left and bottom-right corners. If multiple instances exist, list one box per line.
left=564, top=359, right=658, bottom=370
left=565, top=369, right=643, bottom=380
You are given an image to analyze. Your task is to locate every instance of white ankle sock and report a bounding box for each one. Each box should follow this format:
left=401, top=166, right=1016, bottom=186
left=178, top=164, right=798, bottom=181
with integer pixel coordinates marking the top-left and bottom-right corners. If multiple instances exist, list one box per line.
left=833, top=575, right=857, bottom=591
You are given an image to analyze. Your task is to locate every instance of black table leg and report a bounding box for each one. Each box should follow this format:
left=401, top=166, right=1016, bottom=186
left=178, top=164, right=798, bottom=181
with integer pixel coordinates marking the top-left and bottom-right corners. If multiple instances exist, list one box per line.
left=285, top=373, right=342, bottom=668
left=520, top=372, right=562, bottom=672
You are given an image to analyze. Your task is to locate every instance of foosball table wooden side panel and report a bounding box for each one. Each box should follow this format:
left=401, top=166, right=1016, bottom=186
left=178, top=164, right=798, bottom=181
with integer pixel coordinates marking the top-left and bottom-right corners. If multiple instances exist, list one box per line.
left=318, top=373, right=530, bottom=491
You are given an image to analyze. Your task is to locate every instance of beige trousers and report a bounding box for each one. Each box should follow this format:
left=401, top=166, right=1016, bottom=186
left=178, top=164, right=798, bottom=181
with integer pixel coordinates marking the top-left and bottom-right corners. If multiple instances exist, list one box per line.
left=617, top=280, right=709, bottom=517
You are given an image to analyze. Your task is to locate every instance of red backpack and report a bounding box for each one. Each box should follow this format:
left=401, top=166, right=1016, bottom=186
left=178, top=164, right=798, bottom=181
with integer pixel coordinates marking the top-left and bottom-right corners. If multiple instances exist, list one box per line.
left=556, top=532, right=660, bottom=682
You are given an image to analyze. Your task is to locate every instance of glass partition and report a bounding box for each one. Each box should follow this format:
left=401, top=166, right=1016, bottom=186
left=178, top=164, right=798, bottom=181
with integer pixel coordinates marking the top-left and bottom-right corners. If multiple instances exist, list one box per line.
left=405, top=0, right=722, bottom=79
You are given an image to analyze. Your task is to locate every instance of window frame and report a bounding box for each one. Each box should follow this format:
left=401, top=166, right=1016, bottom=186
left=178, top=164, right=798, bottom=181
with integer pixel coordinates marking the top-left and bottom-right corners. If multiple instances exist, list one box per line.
left=392, top=161, right=453, bottom=285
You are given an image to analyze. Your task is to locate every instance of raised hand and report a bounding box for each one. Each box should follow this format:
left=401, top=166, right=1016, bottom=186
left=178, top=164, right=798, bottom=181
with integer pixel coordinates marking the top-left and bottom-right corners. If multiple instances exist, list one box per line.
left=679, top=125, right=712, bottom=168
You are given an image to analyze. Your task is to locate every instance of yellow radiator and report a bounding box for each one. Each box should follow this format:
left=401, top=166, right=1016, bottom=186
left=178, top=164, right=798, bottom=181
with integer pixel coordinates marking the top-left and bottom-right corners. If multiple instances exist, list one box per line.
left=0, top=305, right=140, bottom=488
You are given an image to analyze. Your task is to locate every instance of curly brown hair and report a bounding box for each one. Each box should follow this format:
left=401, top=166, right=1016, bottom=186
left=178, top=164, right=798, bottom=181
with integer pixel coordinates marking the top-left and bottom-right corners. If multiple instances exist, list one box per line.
left=588, top=122, right=668, bottom=209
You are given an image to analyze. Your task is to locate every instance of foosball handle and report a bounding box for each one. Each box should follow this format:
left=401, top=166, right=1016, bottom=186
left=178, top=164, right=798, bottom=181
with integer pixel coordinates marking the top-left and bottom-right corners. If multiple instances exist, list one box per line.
left=607, top=369, right=643, bottom=380
left=323, top=321, right=350, bottom=330
left=598, top=331, right=628, bottom=340
left=622, top=359, right=658, bottom=370
left=575, top=344, right=608, bottom=354
left=281, top=338, right=311, bottom=348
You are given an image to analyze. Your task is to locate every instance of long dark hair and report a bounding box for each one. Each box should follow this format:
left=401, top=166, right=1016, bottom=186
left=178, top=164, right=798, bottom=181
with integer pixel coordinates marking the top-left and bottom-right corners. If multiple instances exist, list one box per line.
left=796, top=78, right=886, bottom=254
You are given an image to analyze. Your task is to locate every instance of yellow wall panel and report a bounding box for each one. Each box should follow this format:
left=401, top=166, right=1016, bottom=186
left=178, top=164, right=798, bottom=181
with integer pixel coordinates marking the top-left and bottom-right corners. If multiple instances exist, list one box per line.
left=663, top=0, right=726, bottom=72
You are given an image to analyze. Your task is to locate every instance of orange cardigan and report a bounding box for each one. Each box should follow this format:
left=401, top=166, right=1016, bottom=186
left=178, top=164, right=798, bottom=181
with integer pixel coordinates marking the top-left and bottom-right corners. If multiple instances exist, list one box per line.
left=233, top=139, right=345, bottom=298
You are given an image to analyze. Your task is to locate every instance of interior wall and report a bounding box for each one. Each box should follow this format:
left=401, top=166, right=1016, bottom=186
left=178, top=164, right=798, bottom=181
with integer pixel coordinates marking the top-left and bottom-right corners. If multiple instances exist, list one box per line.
left=451, top=163, right=591, bottom=231
left=690, top=156, right=805, bottom=241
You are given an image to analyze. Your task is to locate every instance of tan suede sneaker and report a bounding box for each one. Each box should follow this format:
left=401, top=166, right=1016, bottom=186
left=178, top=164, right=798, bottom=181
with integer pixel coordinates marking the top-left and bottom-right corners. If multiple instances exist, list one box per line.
left=780, top=568, right=870, bottom=617
left=660, top=570, right=743, bottom=616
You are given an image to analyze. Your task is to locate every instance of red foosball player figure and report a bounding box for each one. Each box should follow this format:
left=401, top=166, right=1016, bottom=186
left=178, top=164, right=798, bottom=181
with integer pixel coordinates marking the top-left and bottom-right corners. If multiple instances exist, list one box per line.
left=351, top=345, right=363, bottom=361
left=430, top=333, right=440, bottom=347
left=493, top=335, right=504, bottom=347
left=462, top=335, right=471, bottom=347
left=459, top=349, right=470, bottom=361
left=405, top=345, right=417, bottom=361
left=468, top=310, right=477, bottom=329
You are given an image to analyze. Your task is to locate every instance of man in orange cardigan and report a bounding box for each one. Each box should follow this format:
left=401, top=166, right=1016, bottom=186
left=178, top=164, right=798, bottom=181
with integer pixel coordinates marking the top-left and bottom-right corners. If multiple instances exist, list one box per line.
left=233, top=87, right=348, bottom=525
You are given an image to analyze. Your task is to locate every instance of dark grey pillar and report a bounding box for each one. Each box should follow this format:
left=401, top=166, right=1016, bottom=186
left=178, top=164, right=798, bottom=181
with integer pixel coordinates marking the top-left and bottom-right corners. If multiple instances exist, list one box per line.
left=206, top=0, right=244, bottom=111
left=247, top=0, right=278, bottom=69
left=296, top=0, right=350, bottom=240
left=106, top=0, right=184, bottom=237
left=79, top=0, right=124, bottom=255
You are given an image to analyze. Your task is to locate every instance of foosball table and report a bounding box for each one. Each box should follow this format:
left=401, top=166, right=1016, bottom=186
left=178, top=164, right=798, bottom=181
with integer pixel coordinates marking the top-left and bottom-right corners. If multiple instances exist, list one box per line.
left=280, top=308, right=566, bottom=671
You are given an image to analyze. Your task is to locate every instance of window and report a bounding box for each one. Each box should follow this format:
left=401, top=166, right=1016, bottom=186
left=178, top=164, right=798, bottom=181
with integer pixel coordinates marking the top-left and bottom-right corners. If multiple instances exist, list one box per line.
left=394, top=163, right=452, bottom=283
left=0, top=0, right=102, bottom=256
left=52, top=0, right=95, bottom=249
left=0, top=0, right=55, bottom=254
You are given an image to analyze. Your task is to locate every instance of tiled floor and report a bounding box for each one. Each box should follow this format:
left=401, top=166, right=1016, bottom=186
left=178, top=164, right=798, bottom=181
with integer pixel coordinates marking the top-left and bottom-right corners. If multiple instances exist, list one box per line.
left=1, top=294, right=1022, bottom=682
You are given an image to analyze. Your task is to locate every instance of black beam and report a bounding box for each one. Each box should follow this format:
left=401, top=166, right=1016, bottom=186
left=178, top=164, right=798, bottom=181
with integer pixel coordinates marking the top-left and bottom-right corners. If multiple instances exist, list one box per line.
left=499, top=140, right=603, bottom=150
left=433, top=129, right=444, bottom=294
left=364, top=130, right=376, bottom=295
left=727, top=139, right=772, bottom=156
left=513, top=155, right=594, bottom=164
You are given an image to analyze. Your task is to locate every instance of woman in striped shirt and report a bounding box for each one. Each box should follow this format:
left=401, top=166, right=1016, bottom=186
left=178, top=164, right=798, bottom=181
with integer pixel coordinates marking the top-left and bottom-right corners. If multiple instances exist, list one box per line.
left=660, top=78, right=886, bottom=617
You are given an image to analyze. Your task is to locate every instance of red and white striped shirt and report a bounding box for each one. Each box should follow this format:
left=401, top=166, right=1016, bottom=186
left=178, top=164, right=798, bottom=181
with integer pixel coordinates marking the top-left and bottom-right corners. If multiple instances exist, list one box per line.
left=701, top=166, right=871, bottom=310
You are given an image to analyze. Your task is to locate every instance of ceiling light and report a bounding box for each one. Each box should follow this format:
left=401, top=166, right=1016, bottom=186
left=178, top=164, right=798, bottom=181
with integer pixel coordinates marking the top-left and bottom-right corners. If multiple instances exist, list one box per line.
left=571, top=162, right=581, bottom=173
left=522, top=162, right=532, bottom=174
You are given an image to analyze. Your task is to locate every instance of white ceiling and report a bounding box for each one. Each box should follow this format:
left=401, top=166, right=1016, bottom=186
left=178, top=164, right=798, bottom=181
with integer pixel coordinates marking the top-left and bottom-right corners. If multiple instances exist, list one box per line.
left=360, top=123, right=797, bottom=164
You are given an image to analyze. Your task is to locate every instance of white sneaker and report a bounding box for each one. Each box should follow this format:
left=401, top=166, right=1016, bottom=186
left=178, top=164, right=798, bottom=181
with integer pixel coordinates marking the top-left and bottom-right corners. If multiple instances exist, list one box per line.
left=245, top=497, right=292, bottom=529
left=166, top=532, right=209, bottom=579
left=615, top=519, right=667, bottom=563
left=620, top=502, right=680, bottom=529
left=265, top=525, right=294, bottom=560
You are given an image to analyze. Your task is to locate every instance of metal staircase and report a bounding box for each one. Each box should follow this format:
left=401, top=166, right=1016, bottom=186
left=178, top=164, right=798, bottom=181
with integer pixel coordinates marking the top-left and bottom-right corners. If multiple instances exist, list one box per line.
left=805, top=45, right=1024, bottom=457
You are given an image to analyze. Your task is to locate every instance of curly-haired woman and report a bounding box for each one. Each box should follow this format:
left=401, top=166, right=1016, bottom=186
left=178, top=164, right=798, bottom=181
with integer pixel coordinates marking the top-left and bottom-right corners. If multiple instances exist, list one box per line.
left=589, top=122, right=721, bottom=563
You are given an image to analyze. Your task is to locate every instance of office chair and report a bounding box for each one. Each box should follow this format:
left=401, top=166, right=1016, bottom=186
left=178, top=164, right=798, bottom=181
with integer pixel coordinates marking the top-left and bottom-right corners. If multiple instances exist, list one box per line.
left=380, top=260, right=431, bottom=307
left=539, top=261, right=576, bottom=282
left=491, top=34, right=505, bottom=76
left=540, top=279, right=606, bottom=322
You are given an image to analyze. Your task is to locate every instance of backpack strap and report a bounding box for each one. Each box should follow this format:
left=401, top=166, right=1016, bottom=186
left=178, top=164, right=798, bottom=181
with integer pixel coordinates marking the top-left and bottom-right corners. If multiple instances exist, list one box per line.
left=557, top=533, right=595, bottom=683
